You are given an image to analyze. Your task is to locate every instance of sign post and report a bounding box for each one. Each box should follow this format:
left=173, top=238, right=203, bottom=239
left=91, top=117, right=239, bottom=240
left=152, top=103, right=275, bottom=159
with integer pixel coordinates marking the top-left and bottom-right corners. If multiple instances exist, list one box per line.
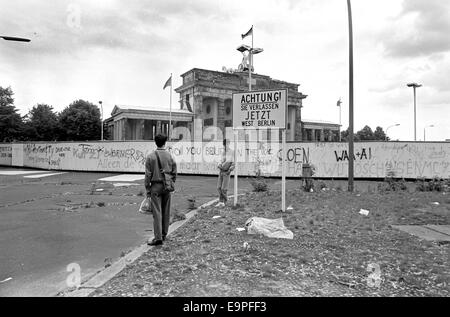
left=281, top=128, right=286, bottom=211
left=232, top=89, right=287, bottom=210
left=234, top=130, right=238, bottom=207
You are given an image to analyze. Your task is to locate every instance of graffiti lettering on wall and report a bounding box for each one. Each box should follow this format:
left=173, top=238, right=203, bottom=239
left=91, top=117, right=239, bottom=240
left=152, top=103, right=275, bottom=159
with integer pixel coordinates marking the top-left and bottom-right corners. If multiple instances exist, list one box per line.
left=9, top=141, right=450, bottom=178
left=0, top=146, right=12, bottom=158
left=335, top=148, right=372, bottom=162
left=0, top=145, right=13, bottom=165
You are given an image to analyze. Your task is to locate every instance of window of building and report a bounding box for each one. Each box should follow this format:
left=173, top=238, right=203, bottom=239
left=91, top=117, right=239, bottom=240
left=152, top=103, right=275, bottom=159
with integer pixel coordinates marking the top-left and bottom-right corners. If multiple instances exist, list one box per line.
left=226, top=106, right=231, bottom=115
left=204, top=118, right=214, bottom=126
left=206, top=105, right=211, bottom=114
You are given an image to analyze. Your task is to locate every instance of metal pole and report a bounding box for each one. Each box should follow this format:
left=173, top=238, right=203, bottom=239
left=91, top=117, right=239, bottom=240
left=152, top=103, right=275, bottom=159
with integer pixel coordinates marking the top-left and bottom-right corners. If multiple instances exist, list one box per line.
left=281, top=129, right=286, bottom=212
left=169, top=73, right=172, bottom=141
left=339, top=103, right=342, bottom=142
left=234, top=130, right=238, bottom=207
left=413, top=86, right=417, bottom=141
left=99, top=101, right=103, bottom=141
left=347, top=0, right=354, bottom=192
left=423, top=127, right=425, bottom=142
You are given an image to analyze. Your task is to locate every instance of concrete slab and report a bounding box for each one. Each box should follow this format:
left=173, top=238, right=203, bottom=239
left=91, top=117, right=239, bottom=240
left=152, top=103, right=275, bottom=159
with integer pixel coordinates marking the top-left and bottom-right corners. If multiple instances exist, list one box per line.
left=392, top=225, right=450, bottom=242
left=24, top=172, right=67, bottom=179
left=424, top=225, right=450, bottom=236
left=98, top=174, right=145, bottom=182
left=0, top=170, right=44, bottom=175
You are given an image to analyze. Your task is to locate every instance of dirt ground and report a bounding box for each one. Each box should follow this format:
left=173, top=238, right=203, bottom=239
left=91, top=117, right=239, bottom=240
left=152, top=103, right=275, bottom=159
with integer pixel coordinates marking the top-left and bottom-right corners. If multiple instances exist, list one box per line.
left=92, top=180, right=450, bottom=297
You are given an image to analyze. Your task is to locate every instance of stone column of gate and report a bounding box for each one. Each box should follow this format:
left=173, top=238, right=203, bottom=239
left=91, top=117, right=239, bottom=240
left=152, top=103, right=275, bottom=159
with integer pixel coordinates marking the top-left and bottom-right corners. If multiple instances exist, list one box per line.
left=294, top=105, right=302, bottom=141
left=139, top=119, right=145, bottom=140
left=217, top=98, right=225, bottom=141
left=193, top=95, right=203, bottom=142
left=320, top=129, right=325, bottom=142
left=121, top=119, right=127, bottom=140
left=156, top=121, right=162, bottom=135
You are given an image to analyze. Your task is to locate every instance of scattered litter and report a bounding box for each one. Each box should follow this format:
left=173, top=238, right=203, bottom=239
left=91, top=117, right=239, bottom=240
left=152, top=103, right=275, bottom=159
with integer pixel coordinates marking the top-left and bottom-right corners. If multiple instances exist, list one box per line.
left=310, top=189, right=314, bottom=193
left=0, top=277, right=12, bottom=283
left=95, top=189, right=104, bottom=192
left=243, top=242, right=250, bottom=250
left=286, top=205, right=294, bottom=211
left=212, top=215, right=222, bottom=219
left=356, top=194, right=361, bottom=197
left=236, top=228, right=246, bottom=232
left=245, top=217, right=294, bottom=239
left=432, top=202, right=440, bottom=205
left=359, top=209, right=370, bottom=216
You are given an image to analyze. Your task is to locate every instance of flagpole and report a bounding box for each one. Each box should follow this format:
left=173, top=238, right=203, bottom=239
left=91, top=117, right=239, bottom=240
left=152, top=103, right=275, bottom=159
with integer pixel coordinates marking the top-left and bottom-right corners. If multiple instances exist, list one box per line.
left=169, top=73, right=172, bottom=140
left=249, top=25, right=253, bottom=91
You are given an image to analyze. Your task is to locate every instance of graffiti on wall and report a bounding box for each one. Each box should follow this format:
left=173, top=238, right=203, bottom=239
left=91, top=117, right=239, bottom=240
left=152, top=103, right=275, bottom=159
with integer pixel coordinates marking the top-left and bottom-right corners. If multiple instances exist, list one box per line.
left=5, top=141, right=449, bottom=179
left=0, top=145, right=12, bottom=166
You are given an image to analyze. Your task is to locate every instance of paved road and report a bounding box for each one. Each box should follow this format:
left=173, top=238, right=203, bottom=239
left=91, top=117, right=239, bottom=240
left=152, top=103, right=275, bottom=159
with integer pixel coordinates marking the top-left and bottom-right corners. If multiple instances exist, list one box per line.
left=0, top=167, right=254, bottom=297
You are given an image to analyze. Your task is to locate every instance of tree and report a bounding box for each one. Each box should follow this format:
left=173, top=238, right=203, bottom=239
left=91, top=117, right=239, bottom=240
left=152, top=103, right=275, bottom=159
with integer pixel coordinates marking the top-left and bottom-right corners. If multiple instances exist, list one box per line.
left=340, top=127, right=360, bottom=142
left=0, top=86, right=24, bottom=142
left=341, top=125, right=388, bottom=141
left=374, top=126, right=388, bottom=141
left=356, top=125, right=374, bottom=141
left=23, top=104, right=59, bottom=141
left=58, top=100, right=101, bottom=141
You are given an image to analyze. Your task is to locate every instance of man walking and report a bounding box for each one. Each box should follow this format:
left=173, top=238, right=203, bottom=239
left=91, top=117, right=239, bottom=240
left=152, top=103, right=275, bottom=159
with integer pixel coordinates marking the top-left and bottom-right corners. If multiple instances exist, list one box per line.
left=145, top=134, right=177, bottom=246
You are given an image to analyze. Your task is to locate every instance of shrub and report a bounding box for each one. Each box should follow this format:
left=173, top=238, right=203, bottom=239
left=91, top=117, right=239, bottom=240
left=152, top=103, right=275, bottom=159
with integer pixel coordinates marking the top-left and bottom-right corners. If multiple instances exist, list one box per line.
left=378, top=171, right=408, bottom=192
left=416, top=177, right=449, bottom=192
left=250, top=168, right=269, bottom=192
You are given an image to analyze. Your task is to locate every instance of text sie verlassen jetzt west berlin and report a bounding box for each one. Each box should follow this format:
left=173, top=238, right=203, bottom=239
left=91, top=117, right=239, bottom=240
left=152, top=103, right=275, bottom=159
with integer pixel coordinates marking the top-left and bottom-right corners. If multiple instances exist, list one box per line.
left=240, top=91, right=282, bottom=128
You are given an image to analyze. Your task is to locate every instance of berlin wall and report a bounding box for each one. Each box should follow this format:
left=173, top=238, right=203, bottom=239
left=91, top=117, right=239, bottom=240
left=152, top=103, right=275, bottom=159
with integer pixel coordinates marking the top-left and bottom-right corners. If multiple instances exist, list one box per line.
left=0, top=144, right=12, bottom=166
left=0, top=141, right=449, bottom=179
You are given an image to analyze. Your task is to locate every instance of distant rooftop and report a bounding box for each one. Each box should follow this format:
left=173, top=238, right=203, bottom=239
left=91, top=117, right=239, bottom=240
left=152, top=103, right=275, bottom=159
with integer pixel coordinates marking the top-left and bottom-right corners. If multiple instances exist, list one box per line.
left=112, top=105, right=192, bottom=115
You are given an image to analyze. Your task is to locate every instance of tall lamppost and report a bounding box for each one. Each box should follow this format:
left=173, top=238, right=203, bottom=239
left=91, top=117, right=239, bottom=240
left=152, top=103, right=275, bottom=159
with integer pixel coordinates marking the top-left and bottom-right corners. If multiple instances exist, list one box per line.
left=424, top=124, right=434, bottom=141
left=385, top=124, right=400, bottom=141
left=337, top=98, right=342, bottom=141
left=1, top=36, right=31, bottom=42
left=347, top=0, right=354, bottom=192
left=236, top=45, right=264, bottom=91
left=407, top=83, right=422, bottom=141
left=99, top=101, right=103, bottom=141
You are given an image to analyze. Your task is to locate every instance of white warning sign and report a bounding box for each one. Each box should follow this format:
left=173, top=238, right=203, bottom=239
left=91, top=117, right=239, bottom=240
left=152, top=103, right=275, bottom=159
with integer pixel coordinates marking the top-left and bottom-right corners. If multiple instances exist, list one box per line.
left=232, top=89, right=287, bottom=130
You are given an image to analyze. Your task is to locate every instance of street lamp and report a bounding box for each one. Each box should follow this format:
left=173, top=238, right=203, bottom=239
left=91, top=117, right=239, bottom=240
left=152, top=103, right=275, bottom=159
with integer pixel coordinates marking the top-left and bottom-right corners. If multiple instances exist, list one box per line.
left=407, top=82, right=422, bottom=141
left=385, top=124, right=400, bottom=141
left=236, top=44, right=264, bottom=91
left=424, top=124, right=434, bottom=141
left=337, top=98, right=342, bottom=141
left=1, top=36, right=31, bottom=42
left=99, top=101, right=103, bottom=141
left=347, top=0, right=354, bottom=192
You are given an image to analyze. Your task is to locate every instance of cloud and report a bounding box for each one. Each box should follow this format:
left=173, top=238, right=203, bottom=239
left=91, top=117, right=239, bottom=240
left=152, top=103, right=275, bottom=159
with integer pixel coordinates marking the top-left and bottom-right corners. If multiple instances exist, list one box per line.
left=381, top=0, right=450, bottom=58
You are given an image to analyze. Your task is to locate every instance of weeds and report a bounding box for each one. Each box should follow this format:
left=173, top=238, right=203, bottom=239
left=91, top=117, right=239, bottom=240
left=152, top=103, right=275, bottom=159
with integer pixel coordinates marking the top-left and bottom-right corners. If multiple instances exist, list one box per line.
left=378, top=171, right=408, bottom=192
left=416, top=177, right=450, bottom=192
left=250, top=169, right=269, bottom=192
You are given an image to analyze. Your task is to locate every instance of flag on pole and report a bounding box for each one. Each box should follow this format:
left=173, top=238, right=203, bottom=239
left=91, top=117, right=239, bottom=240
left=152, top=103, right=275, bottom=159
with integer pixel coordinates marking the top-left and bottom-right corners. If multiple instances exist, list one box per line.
left=337, top=99, right=342, bottom=107
left=241, top=26, right=253, bottom=39
left=163, top=75, right=172, bottom=90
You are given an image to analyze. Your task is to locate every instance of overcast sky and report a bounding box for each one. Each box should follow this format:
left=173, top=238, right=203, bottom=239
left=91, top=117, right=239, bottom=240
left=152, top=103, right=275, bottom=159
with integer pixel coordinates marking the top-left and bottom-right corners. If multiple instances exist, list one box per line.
left=0, top=0, right=449, bottom=141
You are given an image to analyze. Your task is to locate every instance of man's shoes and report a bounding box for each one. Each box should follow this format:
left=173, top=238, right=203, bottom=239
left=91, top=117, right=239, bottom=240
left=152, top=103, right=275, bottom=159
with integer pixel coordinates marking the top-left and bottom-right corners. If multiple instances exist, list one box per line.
left=162, top=235, right=167, bottom=241
left=215, top=202, right=225, bottom=207
left=147, top=239, right=163, bottom=246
